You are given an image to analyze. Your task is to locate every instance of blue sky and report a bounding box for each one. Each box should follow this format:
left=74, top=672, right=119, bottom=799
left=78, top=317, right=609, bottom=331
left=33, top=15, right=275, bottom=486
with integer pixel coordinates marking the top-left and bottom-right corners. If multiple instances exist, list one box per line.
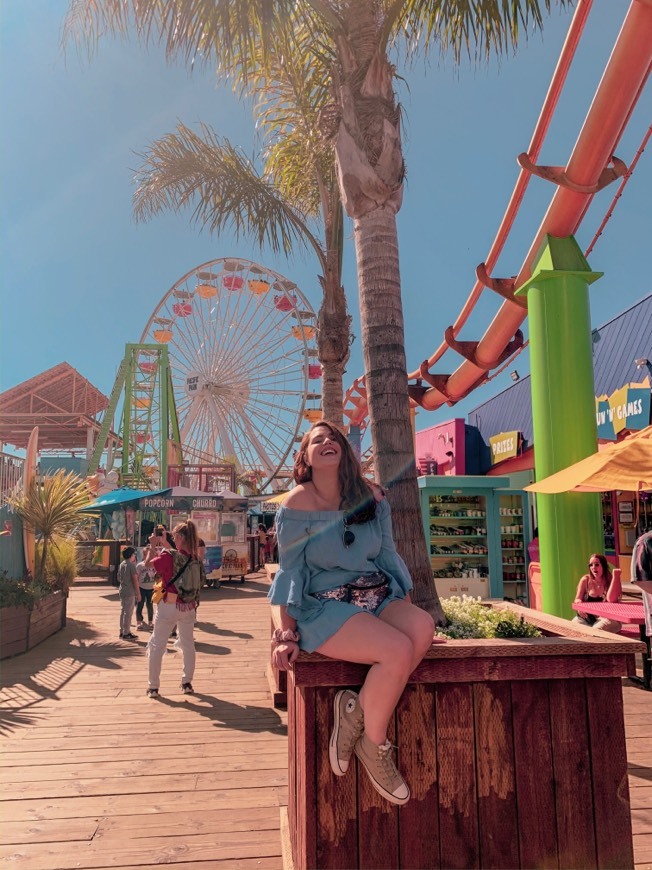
left=1, top=1, right=650, bottom=452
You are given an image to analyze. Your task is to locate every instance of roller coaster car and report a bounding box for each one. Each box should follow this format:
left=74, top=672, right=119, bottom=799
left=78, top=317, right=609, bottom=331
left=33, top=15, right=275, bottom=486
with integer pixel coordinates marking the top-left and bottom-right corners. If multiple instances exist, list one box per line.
left=221, top=549, right=247, bottom=584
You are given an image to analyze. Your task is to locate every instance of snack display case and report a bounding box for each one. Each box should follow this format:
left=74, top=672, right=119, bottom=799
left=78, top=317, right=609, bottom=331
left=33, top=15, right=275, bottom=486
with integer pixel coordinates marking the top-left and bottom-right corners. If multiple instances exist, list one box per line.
left=498, top=492, right=530, bottom=604
left=419, top=475, right=528, bottom=601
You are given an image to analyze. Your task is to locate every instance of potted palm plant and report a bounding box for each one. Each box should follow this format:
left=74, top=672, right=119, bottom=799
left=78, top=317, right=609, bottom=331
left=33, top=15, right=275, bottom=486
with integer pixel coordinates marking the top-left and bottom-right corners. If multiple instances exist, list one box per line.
left=2, top=470, right=90, bottom=657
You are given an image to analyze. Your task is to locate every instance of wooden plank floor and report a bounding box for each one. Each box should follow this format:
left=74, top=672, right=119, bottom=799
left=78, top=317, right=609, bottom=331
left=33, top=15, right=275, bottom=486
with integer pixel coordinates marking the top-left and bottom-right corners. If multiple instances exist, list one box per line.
left=0, top=572, right=287, bottom=869
left=1, top=574, right=651, bottom=869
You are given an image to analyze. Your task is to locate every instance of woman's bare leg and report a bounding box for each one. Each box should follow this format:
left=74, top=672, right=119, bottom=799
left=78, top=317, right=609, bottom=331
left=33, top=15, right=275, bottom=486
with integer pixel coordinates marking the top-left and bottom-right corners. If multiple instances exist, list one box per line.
left=316, top=606, right=429, bottom=744
left=378, top=599, right=436, bottom=671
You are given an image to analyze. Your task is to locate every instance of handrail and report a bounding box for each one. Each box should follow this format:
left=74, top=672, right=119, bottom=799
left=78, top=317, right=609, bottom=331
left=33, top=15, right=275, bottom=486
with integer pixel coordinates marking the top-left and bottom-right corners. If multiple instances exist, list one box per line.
left=0, top=452, right=25, bottom=505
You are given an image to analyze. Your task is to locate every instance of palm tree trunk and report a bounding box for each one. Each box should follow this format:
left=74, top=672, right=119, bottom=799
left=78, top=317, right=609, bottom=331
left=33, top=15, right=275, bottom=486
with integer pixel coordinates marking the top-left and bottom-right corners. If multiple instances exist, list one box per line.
left=331, top=1, right=443, bottom=622
left=317, top=267, right=350, bottom=425
left=319, top=350, right=345, bottom=425
left=353, top=206, right=443, bottom=622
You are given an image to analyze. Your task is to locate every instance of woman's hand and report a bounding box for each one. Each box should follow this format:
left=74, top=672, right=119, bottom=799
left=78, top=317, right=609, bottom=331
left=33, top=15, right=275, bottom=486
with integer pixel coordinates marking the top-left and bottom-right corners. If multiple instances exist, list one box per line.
left=574, top=599, right=588, bottom=619
left=272, top=640, right=300, bottom=671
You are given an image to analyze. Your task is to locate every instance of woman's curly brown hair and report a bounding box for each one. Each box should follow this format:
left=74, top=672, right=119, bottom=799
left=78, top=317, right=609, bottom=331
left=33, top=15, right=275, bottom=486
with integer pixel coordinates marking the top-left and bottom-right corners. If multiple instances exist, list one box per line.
left=293, top=421, right=376, bottom=523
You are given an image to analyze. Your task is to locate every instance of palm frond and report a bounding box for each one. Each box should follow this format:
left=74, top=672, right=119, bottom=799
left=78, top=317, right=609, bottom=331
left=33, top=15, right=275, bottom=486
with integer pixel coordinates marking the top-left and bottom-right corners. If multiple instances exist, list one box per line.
left=64, top=0, right=298, bottom=76
left=9, top=471, right=90, bottom=535
left=394, top=0, right=568, bottom=64
left=132, top=123, right=325, bottom=262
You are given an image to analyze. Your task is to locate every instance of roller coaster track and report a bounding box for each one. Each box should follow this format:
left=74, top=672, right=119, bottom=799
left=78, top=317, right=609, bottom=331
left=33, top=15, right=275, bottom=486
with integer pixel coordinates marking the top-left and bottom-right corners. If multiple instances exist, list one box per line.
left=343, top=0, right=652, bottom=430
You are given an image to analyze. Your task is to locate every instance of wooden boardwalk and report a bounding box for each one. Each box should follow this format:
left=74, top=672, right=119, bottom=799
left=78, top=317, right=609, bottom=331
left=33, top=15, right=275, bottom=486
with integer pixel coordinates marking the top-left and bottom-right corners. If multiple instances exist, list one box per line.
left=1, top=573, right=651, bottom=869
left=0, top=573, right=287, bottom=869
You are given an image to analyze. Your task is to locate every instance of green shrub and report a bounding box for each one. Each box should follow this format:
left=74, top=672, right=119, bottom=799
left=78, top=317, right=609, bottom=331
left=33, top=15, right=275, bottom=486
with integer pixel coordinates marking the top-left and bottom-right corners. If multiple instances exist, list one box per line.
left=37, top=537, right=78, bottom=593
left=0, top=571, right=51, bottom=609
left=437, top=595, right=542, bottom=640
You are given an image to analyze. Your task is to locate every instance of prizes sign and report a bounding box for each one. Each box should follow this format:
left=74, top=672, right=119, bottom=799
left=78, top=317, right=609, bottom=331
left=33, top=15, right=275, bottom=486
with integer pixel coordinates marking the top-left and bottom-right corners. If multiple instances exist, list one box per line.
left=595, top=379, right=651, bottom=440
left=489, top=431, right=521, bottom=466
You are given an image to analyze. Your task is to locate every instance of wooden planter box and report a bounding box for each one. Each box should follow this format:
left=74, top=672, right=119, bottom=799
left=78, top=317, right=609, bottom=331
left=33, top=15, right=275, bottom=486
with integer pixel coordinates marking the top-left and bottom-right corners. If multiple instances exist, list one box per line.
left=0, top=604, right=30, bottom=658
left=284, top=604, right=642, bottom=870
left=0, top=591, right=67, bottom=660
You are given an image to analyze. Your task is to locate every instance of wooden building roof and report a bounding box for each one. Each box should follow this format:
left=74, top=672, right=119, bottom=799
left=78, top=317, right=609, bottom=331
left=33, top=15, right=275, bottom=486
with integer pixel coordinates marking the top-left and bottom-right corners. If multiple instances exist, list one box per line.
left=0, top=363, right=109, bottom=451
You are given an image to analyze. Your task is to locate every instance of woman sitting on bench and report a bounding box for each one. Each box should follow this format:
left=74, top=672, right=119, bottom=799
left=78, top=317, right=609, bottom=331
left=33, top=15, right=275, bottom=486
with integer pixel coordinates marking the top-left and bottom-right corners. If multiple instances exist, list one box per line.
left=572, top=553, right=622, bottom=632
left=268, top=420, right=444, bottom=806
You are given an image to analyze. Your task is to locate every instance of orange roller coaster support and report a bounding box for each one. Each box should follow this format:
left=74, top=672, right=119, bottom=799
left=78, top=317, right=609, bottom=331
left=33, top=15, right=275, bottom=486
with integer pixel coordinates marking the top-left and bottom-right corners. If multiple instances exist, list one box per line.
left=424, top=0, right=652, bottom=410
left=516, top=153, right=628, bottom=194
left=344, top=0, right=652, bottom=424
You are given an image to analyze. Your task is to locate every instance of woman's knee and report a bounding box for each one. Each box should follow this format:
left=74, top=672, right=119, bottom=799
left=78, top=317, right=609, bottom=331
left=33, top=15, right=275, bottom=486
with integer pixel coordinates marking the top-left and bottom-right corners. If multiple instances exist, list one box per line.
left=379, top=632, right=414, bottom=674
left=416, top=609, right=436, bottom=649
left=401, top=605, right=435, bottom=655
left=594, top=618, right=621, bottom=633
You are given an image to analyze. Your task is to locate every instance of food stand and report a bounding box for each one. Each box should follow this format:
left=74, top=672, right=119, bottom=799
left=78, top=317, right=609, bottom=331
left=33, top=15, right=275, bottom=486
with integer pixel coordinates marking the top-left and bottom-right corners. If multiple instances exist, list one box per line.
left=139, top=487, right=249, bottom=583
left=81, top=485, right=249, bottom=583
left=80, top=487, right=172, bottom=584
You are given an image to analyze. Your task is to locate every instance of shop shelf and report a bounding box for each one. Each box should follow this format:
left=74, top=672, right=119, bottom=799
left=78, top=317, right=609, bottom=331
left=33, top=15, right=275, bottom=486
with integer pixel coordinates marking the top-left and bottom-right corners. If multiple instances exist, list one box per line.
left=430, top=553, right=487, bottom=562
left=430, top=511, right=487, bottom=520
left=431, top=534, right=486, bottom=539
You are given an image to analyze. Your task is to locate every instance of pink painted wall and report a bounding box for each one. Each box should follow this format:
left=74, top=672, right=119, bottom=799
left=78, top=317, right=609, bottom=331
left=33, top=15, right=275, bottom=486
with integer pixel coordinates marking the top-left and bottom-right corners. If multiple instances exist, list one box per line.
left=415, top=419, right=466, bottom=475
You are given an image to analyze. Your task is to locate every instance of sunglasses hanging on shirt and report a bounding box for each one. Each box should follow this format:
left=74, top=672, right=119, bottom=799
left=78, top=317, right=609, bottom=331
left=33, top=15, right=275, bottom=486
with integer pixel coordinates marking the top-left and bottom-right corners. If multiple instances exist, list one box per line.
left=343, top=517, right=356, bottom=548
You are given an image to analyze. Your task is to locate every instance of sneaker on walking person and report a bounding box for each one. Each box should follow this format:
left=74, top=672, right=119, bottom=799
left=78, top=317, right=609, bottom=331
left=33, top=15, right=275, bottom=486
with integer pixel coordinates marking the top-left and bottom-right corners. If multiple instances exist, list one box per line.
left=146, top=688, right=159, bottom=698
left=354, top=732, right=410, bottom=805
left=329, top=689, right=364, bottom=776
left=181, top=682, right=194, bottom=694
left=137, top=621, right=146, bottom=630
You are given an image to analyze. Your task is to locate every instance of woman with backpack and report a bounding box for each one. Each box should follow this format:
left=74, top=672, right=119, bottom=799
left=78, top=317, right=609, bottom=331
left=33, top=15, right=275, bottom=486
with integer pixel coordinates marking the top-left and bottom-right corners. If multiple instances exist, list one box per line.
left=143, top=520, right=203, bottom=698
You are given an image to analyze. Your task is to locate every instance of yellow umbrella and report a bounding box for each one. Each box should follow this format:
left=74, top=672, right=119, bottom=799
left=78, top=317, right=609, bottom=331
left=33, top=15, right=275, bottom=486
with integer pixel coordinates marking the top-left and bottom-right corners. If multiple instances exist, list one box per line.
left=525, top=425, right=652, bottom=493
left=264, top=490, right=291, bottom=505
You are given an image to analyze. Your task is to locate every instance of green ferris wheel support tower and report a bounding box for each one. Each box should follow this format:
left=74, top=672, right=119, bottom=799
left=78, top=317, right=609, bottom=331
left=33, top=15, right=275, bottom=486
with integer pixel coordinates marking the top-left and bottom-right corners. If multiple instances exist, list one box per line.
left=88, top=343, right=182, bottom=490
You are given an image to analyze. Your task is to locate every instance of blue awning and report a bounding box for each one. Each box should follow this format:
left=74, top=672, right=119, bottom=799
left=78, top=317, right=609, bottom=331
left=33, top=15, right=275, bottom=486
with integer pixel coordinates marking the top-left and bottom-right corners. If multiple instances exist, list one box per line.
left=81, top=486, right=249, bottom=513
left=81, top=487, right=172, bottom=512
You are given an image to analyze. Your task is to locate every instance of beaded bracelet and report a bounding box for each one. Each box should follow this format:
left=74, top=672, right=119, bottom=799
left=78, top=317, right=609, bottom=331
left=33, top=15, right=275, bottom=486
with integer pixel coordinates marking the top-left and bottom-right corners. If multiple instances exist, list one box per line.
left=272, top=628, right=301, bottom=645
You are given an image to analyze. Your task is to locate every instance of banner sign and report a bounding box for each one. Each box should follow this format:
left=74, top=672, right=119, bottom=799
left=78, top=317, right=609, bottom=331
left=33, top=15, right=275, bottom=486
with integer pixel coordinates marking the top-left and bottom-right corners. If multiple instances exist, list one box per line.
left=595, top=379, right=651, bottom=440
left=260, top=501, right=280, bottom=513
left=140, top=495, right=225, bottom=511
left=489, top=431, right=521, bottom=465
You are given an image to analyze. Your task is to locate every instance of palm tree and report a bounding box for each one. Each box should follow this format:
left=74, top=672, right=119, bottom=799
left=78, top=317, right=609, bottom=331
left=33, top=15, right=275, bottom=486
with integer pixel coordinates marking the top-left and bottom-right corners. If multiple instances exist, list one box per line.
left=65, top=0, right=564, bottom=621
left=132, top=25, right=351, bottom=424
left=9, top=470, right=90, bottom=583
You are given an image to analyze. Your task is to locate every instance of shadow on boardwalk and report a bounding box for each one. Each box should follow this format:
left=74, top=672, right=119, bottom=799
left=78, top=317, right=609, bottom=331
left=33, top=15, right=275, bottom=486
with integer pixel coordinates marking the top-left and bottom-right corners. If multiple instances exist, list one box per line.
left=0, top=573, right=287, bottom=870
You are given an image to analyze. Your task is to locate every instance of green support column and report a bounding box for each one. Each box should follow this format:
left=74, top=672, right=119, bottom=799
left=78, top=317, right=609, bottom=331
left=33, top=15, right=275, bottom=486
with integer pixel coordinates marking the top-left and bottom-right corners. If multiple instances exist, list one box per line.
left=515, top=235, right=603, bottom=617
left=122, top=345, right=136, bottom=481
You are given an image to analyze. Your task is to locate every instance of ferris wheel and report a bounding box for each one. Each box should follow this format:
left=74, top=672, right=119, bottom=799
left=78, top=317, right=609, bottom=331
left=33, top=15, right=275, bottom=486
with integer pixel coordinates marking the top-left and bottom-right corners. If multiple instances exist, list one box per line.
left=140, top=258, right=320, bottom=492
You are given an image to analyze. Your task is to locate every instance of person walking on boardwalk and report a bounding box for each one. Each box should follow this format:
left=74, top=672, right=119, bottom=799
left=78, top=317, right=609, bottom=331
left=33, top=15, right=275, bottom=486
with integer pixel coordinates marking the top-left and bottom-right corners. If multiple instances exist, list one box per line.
left=135, top=549, right=156, bottom=630
left=257, top=523, right=268, bottom=568
left=144, top=520, right=203, bottom=698
left=118, top=546, right=140, bottom=640
left=268, top=420, right=444, bottom=806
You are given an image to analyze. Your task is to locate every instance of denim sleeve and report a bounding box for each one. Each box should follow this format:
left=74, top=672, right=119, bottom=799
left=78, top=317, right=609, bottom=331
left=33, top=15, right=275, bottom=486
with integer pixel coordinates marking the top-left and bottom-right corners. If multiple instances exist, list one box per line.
left=267, top=509, right=310, bottom=606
